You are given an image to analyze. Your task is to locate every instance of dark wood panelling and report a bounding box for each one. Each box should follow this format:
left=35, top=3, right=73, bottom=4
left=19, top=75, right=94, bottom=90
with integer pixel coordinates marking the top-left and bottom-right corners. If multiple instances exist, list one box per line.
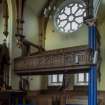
left=14, top=45, right=93, bottom=75
left=26, top=90, right=88, bottom=105
left=0, top=91, right=26, bottom=105
left=98, top=91, right=105, bottom=105
left=26, top=90, right=105, bottom=105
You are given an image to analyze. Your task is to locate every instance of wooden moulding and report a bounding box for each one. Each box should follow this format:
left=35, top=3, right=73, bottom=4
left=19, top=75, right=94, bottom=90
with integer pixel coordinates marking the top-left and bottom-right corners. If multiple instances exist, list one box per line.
left=14, top=45, right=93, bottom=75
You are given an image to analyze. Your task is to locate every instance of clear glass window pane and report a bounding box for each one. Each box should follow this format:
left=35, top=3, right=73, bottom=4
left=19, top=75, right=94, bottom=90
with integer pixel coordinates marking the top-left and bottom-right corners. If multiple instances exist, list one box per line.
left=75, top=73, right=88, bottom=86
left=52, top=74, right=57, bottom=82
left=58, top=74, right=63, bottom=82
left=72, top=4, right=78, bottom=14
left=48, top=74, right=63, bottom=86
left=78, top=73, right=85, bottom=82
left=48, top=75, right=51, bottom=82
left=64, top=6, right=71, bottom=15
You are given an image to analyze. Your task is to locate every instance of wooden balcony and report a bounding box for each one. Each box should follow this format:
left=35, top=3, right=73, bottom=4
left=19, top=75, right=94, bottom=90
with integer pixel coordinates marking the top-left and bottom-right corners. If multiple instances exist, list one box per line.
left=14, top=45, right=93, bottom=75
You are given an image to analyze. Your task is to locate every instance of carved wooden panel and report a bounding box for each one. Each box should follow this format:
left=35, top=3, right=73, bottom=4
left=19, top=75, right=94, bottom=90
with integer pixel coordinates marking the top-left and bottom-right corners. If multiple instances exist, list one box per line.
left=14, top=46, right=92, bottom=75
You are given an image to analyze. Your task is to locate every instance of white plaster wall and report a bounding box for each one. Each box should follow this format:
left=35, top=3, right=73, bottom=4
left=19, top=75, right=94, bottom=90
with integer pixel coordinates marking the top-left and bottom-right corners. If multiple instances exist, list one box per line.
left=24, top=5, right=39, bottom=45
left=11, top=3, right=41, bottom=90
left=45, top=19, right=88, bottom=50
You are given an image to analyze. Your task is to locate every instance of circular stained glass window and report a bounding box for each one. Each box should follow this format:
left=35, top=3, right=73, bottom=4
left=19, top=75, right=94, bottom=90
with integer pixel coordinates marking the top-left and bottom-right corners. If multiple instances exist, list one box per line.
left=54, top=0, right=86, bottom=33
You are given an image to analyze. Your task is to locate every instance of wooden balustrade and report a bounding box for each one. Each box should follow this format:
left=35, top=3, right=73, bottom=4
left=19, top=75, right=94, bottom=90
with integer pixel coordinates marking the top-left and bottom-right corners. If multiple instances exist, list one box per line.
left=14, top=45, right=93, bottom=75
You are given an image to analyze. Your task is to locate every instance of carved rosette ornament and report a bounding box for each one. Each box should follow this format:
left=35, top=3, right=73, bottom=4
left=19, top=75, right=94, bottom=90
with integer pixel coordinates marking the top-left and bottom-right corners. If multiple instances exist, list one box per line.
left=85, top=18, right=96, bottom=26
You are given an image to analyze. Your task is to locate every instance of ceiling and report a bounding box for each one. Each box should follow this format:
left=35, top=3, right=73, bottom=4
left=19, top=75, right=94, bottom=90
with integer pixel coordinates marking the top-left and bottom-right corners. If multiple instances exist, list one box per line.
left=26, top=0, right=48, bottom=15
left=25, top=0, right=64, bottom=15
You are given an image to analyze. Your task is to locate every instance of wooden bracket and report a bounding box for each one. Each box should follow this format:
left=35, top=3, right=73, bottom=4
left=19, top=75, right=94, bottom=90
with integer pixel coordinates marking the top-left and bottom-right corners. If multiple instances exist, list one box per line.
left=38, top=0, right=57, bottom=51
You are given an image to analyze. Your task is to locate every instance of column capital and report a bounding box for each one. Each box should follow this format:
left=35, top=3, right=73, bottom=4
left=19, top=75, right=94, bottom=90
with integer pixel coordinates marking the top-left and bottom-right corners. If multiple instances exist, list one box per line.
left=85, top=18, right=96, bottom=26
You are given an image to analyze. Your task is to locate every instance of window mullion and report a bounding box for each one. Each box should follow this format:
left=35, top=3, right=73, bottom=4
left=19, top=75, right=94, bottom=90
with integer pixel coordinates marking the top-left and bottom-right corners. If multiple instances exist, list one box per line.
left=84, top=73, right=86, bottom=82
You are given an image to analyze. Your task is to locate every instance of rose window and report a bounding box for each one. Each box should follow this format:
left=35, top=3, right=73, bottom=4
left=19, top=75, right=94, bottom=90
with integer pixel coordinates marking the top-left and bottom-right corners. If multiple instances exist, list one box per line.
left=54, top=0, right=86, bottom=33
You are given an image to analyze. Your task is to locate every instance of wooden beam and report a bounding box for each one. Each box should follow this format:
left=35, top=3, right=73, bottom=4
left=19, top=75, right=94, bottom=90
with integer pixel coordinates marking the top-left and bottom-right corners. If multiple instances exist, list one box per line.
left=38, top=0, right=57, bottom=51
left=23, top=39, right=45, bottom=51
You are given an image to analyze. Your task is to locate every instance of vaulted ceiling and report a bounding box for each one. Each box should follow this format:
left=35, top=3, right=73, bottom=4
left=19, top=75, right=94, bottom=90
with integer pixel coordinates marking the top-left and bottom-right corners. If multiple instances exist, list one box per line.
left=25, top=0, right=64, bottom=16
left=26, top=0, right=48, bottom=15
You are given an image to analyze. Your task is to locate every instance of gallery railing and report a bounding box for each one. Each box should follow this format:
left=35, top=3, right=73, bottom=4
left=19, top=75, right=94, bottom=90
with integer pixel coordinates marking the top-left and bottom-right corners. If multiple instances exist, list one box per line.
left=14, top=45, right=93, bottom=75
